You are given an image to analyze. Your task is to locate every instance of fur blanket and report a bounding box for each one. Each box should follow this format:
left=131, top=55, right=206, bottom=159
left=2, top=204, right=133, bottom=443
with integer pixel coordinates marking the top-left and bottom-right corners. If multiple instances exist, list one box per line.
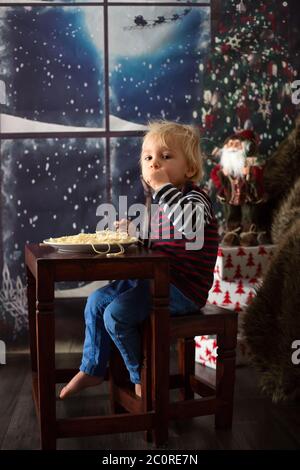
left=271, top=178, right=300, bottom=244
left=259, top=116, right=300, bottom=235
left=243, top=187, right=300, bottom=402
left=263, top=115, right=300, bottom=211
left=244, top=117, right=300, bottom=402
left=243, top=115, right=300, bottom=402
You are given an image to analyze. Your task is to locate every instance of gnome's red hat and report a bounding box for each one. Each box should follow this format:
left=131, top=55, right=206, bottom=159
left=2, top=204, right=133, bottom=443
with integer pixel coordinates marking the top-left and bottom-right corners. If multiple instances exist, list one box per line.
left=235, top=129, right=258, bottom=145
left=224, top=129, right=259, bottom=155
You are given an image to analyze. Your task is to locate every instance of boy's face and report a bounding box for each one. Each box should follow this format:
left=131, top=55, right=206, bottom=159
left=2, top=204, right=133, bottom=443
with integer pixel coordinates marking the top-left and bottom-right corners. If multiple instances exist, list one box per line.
left=141, top=134, right=194, bottom=191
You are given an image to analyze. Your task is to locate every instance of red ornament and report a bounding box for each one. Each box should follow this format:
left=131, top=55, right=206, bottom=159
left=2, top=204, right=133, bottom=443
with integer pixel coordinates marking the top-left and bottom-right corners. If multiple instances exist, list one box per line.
left=221, top=44, right=231, bottom=54
left=267, top=12, right=276, bottom=31
left=205, top=114, right=215, bottom=130
left=236, top=103, right=250, bottom=125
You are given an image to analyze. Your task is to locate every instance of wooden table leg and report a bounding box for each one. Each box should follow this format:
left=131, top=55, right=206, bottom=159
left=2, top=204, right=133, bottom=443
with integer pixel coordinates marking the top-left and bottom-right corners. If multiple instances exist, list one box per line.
left=26, top=268, right=37, bottom=374
left=215, top=315, right=237, bottom=429
left=36, top=263, right=56, bottom=450
left=151, top=262, right=170, bottom=447
left=141, top=317, right=153, bottom=443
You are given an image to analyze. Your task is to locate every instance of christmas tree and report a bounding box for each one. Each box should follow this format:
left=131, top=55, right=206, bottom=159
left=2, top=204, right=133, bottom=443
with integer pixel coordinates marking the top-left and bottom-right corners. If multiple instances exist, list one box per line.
left=255, top=262, right=263, bottom=278
left=237, top=246, right=247, bottom=257
left=246, top=253, right=255, bottom=267
left=200, top=0, right=297, bottom=157
left=234, top=301, right=243, bottom=312
left=224, top=254, right=234, bottom=268
left=246, top=290, right=255, bottom=303
left=258, top=245, right=268, bottom=255
left=217, top=247, right=224, bottom=257
left=212, top=279, right=222, bottom=294
left=234, top=264, right=243, bottom=278
left=235, top=279, right=245, bottom=294
left=222, top=290, right=232, bottom=304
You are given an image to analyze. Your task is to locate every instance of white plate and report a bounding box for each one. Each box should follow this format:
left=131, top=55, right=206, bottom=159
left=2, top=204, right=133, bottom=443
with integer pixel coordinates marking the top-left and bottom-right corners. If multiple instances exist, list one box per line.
left=43, top=239, right=138, bottom=254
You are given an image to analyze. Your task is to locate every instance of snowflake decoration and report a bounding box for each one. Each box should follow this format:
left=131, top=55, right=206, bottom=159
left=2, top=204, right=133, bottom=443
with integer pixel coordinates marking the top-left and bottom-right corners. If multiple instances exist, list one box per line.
left=257, top=95, right=272, bottom=120
left=236, top=1, right=247, bottom=14
left=226, top=34, right=242, bottom=51
left=0, top=263, right=28, bottom=338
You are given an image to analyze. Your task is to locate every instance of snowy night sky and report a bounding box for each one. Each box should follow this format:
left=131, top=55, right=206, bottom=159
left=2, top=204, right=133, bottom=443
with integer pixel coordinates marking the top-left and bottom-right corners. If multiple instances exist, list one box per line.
left=109, top=5, right=210, bottom=128
left=0, top=1, right=210, bottom=283
left=1, top=1, right=299, bottom=344
left=0, top=3, right=210, bottom=130
left=0, top=5, right=105, bottom=128
left=1, top=138, right=106, bottom=280
left=0, top=1, right=211, bottom=339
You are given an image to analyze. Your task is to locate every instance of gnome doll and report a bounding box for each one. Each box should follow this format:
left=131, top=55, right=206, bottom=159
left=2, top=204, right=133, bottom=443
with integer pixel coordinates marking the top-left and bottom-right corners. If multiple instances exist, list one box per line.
left=210, top=130, right=267, bottom=246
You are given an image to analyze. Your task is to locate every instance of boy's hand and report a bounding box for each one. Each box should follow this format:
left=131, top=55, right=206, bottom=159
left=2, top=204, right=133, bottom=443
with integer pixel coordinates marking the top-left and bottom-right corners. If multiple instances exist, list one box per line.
left=114, top=218, right=128, bottom=232
left=114, top=219, right=137, bottom=237
left=145, top=168, right=170, bottom=191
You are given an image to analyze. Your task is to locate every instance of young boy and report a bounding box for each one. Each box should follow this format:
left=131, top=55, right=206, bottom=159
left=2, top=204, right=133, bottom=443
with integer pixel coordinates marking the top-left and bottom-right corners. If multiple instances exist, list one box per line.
left=60, top=120, right=219, bottom=399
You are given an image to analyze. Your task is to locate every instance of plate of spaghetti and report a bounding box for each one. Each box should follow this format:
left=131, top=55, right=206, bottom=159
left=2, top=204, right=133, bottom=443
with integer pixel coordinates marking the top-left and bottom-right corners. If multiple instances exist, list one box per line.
left=43, top=230, right=139, bottom=257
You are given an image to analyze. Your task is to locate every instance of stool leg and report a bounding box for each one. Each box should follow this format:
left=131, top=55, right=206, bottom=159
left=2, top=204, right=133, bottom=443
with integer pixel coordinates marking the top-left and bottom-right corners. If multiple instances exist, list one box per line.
left=109, top=343, right=129, bottom=414
left=215, top=316, right=237, bottom=429
left=178, top=338, right=195, bottom=400
left=141, top=318, right=153, bottom=443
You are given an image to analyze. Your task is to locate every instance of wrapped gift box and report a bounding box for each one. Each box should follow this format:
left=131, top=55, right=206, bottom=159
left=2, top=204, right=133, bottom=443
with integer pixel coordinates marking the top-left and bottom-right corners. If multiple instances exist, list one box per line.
left=195, top=335, right=217, bottom=369
left=215, top=244, right=275, bottom=282
left=195, top=274, right=261, bottom=369
left=195, top=333, right=250, bottom=369
left=208, top=276, right=262, bottom=313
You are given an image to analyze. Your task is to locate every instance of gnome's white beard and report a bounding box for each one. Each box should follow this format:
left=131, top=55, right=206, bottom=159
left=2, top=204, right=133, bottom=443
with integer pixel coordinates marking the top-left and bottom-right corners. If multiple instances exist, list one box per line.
left=220, top=147, right=246, bottom=178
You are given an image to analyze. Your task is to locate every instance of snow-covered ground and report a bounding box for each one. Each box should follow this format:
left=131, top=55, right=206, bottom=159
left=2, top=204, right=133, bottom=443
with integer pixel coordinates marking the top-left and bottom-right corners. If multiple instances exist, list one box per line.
left=0, top=112, right=147, bottom=133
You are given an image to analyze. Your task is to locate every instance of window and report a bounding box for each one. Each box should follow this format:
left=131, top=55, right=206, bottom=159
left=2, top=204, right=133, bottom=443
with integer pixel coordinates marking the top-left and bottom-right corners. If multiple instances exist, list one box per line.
left=0, top=0, right=211, bottom=296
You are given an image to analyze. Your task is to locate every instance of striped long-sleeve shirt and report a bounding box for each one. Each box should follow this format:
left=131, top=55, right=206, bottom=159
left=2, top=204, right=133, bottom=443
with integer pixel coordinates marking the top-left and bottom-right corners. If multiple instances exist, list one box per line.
left=145, top=181, right=219, bottom=308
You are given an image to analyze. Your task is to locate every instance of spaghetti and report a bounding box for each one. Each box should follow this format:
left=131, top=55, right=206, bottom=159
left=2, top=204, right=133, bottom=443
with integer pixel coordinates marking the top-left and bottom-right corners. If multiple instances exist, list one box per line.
left=46, top=230, right=138, bottom=257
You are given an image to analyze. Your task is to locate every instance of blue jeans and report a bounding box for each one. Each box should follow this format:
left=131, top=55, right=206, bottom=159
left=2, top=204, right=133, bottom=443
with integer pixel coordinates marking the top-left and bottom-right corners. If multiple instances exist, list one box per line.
left=80, top=279, right=199, bottom=384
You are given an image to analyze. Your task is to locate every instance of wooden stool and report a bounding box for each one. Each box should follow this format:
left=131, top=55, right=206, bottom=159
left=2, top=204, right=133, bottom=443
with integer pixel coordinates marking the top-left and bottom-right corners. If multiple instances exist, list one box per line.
left=109, top=304, right=238, bottom=446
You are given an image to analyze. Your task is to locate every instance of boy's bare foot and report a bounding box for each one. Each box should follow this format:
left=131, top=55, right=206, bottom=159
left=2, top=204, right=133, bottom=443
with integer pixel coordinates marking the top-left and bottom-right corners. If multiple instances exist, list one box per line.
left=135, top=383, right=142, bottom=397
left=59, top=371, right=103, bottom=399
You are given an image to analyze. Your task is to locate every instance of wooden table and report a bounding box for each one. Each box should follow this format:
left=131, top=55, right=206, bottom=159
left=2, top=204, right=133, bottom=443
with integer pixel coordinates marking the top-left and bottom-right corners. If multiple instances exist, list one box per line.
left=25, top=243, right=170, bottom=450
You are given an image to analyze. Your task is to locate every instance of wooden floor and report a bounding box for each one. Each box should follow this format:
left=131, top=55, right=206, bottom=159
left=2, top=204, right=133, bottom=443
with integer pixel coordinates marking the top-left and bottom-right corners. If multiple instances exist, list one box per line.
left=1, top=352, right=300, bottom=450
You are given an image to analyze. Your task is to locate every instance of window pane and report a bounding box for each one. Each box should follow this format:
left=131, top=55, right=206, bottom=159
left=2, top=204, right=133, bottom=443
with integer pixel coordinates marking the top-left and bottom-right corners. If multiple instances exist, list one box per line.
left=1, top=137, right=106, bottom=283
left=0, top=1, right=103, bottom=4
left=0, top=6, right=104, bottom=132
left=111, top=137, right=145, bottom=213
left=108, top=1, right=210, bottom=3
left=0, top=1, right=210, bottom=3
left=108, top=6, right=210, bottom=130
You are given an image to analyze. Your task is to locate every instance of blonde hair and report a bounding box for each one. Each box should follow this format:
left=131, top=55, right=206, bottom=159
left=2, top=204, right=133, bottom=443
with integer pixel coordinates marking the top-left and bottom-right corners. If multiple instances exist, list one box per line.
left=141, top=120, right=203, bottom=182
